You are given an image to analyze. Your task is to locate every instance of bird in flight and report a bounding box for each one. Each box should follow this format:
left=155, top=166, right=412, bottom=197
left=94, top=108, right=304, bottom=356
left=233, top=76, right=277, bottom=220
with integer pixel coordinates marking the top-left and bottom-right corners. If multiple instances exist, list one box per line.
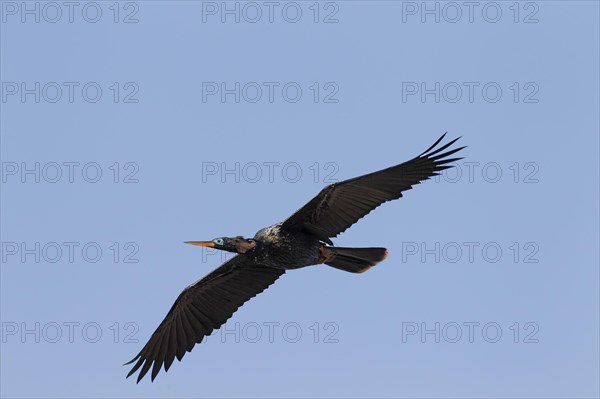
left=126, top=133, right=465, bottom=382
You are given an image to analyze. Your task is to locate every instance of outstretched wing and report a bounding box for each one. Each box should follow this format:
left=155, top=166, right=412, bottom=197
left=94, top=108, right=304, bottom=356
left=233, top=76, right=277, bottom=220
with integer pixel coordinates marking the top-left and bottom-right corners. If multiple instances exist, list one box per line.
left=125, top=255, right=285, bottom=383
left=281, top=133, right=465, bottom=244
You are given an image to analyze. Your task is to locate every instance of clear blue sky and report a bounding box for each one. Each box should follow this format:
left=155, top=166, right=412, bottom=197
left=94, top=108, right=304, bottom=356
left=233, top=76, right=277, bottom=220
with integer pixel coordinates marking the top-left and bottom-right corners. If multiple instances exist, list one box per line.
left=1, top=1, right=598, bottom=398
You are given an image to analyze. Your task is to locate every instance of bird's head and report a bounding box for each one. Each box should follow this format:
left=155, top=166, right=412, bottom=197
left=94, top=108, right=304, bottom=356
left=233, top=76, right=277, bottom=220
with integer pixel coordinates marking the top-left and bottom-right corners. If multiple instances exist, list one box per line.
left=185, top=236, right=257, bottom=254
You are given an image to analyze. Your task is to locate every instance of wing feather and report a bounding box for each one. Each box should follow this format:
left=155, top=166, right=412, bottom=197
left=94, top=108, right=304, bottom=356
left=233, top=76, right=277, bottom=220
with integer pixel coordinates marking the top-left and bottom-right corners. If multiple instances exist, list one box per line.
left=125, top=255, right=285, bottom=382
left=281, top=133, right=465, bottom=243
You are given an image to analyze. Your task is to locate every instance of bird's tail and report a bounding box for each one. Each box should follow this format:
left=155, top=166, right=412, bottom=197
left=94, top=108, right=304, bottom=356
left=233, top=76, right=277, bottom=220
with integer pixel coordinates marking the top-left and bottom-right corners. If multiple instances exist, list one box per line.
left=322, top=246, right=388, bottom=273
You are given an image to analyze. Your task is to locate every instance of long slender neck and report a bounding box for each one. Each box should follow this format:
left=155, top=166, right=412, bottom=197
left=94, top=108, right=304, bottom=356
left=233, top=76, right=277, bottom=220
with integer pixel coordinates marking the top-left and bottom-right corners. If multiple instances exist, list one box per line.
left=234, top=238, right=257, bottom=254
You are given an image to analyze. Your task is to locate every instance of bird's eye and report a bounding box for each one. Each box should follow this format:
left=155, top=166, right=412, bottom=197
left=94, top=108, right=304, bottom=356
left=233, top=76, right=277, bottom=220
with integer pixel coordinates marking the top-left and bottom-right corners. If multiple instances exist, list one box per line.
left=214, top=238, right=224, bottom=245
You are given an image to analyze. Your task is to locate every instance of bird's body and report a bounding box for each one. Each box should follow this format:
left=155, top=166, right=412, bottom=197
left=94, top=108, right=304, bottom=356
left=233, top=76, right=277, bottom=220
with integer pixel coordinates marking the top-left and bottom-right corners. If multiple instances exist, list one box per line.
left=126, top=133, right=465, bottom=382
left=250, top=224, right=321, bottom=269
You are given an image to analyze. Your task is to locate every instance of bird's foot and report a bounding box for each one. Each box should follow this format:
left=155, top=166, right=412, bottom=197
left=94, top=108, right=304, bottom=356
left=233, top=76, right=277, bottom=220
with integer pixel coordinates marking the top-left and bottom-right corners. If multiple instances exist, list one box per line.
left=318, top=245, right=335, bottom=264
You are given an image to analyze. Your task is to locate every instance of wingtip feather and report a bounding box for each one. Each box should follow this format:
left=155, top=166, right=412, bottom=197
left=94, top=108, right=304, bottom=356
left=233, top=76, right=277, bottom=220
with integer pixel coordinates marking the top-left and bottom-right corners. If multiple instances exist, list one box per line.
left=419, top=132, right=447, bottom=156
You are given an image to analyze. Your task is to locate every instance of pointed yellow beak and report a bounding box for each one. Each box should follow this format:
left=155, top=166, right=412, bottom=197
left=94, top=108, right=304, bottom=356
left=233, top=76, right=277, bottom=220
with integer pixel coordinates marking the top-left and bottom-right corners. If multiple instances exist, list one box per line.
left=184, top=241, right=215, bottom=247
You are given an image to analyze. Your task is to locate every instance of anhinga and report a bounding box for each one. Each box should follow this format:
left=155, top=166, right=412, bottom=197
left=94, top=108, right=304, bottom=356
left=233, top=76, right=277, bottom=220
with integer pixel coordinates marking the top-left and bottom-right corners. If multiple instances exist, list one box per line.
left=126, top=133, right=465, bottom=382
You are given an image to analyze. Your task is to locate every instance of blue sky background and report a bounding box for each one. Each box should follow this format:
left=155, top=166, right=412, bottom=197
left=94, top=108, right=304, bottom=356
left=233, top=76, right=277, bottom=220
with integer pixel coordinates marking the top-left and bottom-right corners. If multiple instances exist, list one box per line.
left=1, top=1, right=599, bottom=398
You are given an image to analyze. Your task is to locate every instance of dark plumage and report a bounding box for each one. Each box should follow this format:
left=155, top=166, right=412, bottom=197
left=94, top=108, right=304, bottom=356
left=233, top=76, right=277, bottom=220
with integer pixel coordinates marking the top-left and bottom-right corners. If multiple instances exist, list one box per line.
left=126, top=133, right=465, bottom=382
